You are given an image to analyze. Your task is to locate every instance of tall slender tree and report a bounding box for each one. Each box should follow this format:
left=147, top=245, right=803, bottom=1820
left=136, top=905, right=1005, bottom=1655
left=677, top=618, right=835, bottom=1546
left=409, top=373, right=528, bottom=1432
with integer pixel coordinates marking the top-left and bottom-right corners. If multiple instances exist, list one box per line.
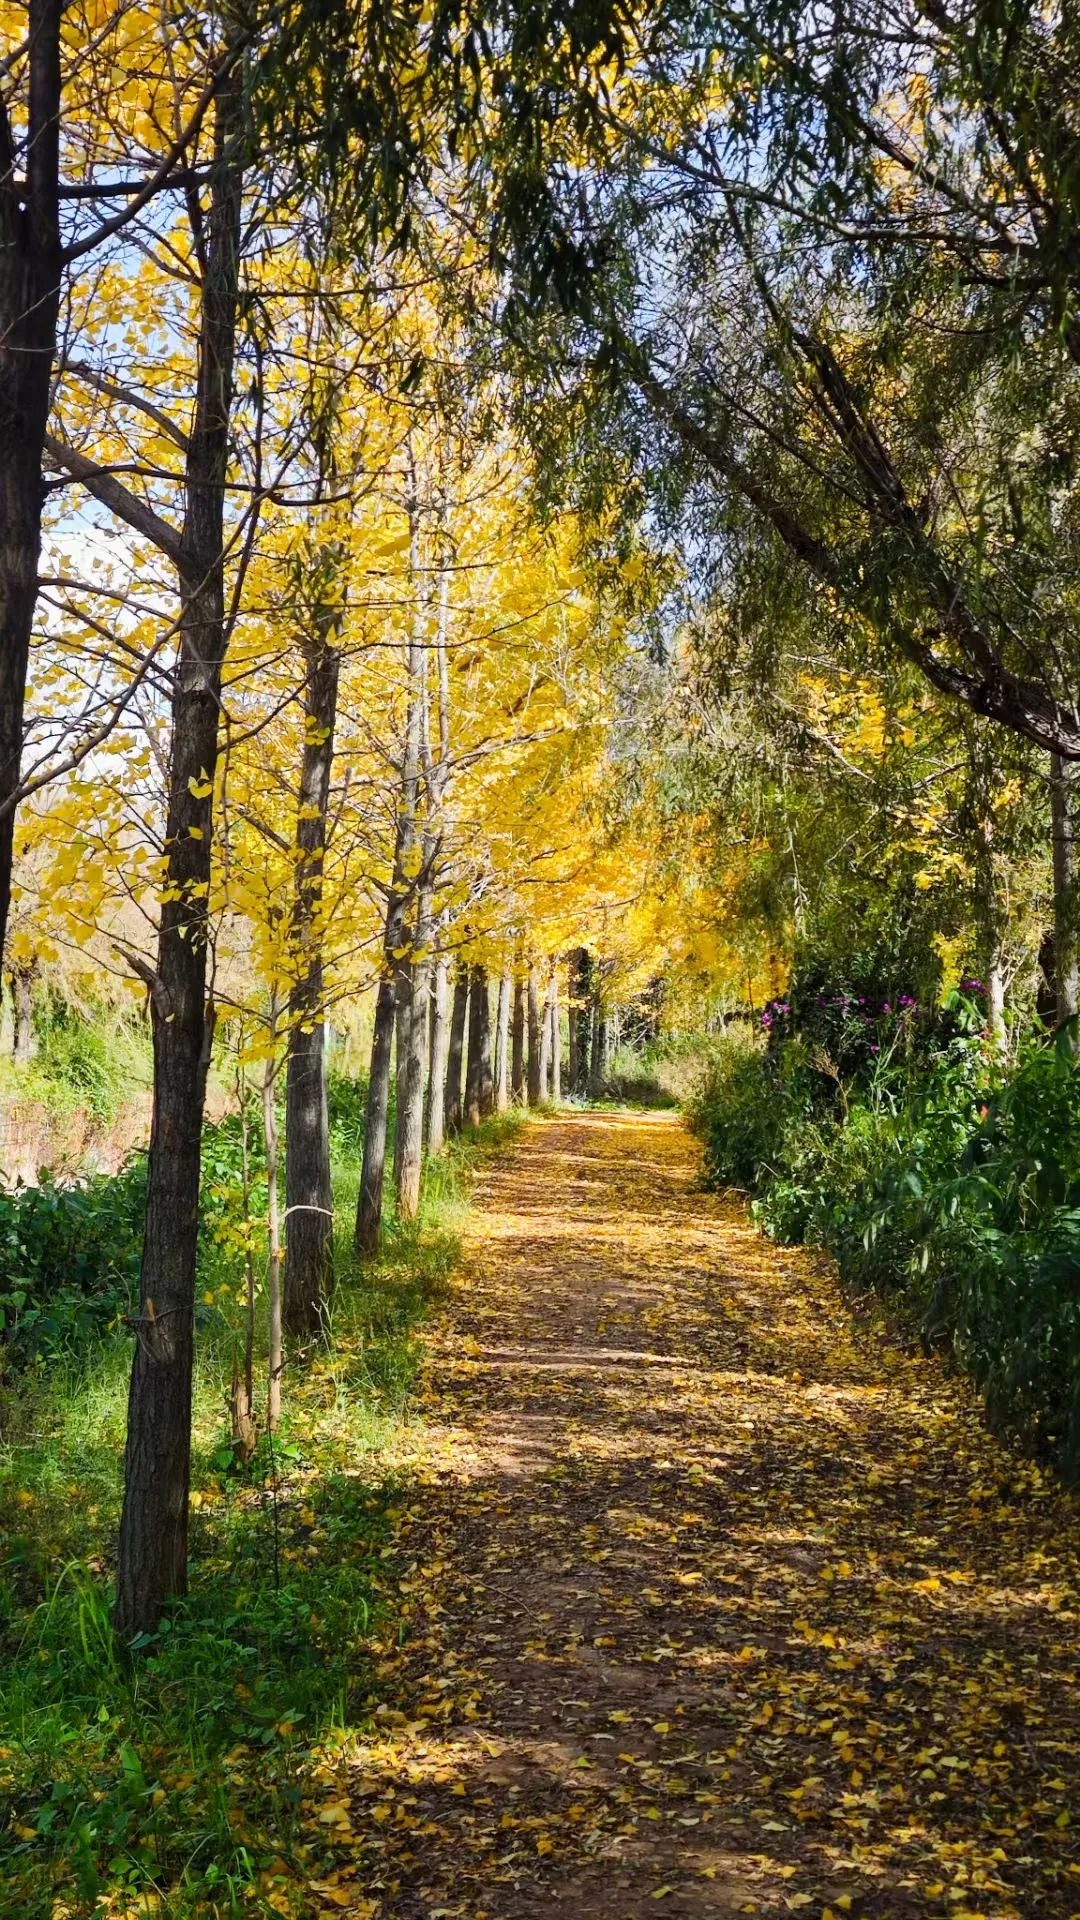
left=511, top=971, right=526, bottom=1102
left=113, top=43, right=247, bottom=1637
left=284, top=606, right=340, bottom=1336
left=526, top=963, right=542, bottom=1104
left=494, top=969, right=511, bottom=1112
left=464, top=963, right=492, bottom=1126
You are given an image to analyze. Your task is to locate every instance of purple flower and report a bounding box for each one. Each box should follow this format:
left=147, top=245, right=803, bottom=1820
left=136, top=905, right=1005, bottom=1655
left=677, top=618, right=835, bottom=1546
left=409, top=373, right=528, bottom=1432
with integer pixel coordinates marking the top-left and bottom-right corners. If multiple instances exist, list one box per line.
left=869, top=1043, right=880, bottom=1053
left=899, top=994, right=915, bottom=1008
left=882, top=1001, right=892, bottom=1014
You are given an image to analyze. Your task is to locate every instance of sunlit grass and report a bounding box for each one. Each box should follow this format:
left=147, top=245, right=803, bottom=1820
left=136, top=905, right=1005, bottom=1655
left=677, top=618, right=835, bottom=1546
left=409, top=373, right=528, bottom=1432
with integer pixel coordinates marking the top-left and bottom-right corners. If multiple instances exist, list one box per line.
left=0, top=1105, right=521, bottom=1919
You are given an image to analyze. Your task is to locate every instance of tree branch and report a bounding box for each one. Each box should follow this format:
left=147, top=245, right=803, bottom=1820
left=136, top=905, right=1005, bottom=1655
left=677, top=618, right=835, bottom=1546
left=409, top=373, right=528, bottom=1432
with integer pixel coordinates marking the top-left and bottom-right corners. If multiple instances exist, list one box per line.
left=62, top=359, right=190, bottom=452
left=43, top=432, right=184, bottom=568
left=113, top=943, right=173, bottom=1022
left=62, top=42, right=246, bottom=265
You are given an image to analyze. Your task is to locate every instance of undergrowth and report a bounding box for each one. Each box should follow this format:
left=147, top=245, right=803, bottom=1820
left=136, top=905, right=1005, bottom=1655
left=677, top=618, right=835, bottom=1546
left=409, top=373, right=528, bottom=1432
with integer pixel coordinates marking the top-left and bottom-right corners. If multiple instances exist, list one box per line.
left=603, top=1033, right=724, bottom=1109
left=688, top=999, right=1080, bottom=1479
left=0, top=1000, right=153, bottom=1125
left=0, top=1093, right=521, bottom=1919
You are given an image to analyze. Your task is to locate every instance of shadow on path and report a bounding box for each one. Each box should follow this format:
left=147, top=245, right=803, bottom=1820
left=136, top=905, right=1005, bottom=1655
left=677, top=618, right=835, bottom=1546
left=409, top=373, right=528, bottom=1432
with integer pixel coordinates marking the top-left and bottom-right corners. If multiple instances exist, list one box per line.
left=323, top=1110, right=1080, bottom=1919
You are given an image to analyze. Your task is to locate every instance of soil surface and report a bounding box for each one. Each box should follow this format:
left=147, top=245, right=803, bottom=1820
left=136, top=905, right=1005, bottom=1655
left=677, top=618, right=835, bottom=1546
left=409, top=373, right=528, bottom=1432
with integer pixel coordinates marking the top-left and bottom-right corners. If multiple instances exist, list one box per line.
left=326, top=1110, right=1080, bottom=1919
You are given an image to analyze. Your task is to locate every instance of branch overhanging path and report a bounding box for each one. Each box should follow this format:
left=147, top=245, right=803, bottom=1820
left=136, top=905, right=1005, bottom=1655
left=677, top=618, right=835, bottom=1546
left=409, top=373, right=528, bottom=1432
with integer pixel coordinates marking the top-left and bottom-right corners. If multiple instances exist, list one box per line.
left=315, top=1111, right=1080, bottom=1918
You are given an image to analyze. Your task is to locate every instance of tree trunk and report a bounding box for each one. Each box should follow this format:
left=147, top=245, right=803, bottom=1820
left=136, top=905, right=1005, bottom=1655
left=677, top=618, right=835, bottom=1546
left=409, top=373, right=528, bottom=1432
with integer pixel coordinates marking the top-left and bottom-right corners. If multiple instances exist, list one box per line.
left=511, top=974, right=526, bottom=1102
left=426, top=951, right=449, bottom=1153
left=262, top=1036, right=283, bottom=1434
left=395, top=926, right=430, bottom=1220
left=356, top=969, right=396, bottom=1255
left=1051, top=751, right=1080, bottom=1038
left=230, top=1076, right=258, bottom=1466
left=550, top=969, right=561, bottom=1105
left=589, top=990, right=608, bottom=1097
left=577, top=955, right=589, bottom=1092
left=972, top=807, right=1007, bottom=1052
left=465, top=964, right=492, bottom=1126
left=361, top=482, right=426, bottom=1247
left=538, top=970, right=552, bottom=1100
left=567, top=953, right=581, bottom=1096
left=527, top=965, right=542, bottom=1105
left=9, top=964, right=34, bottom=1064
left=570, top=949, right=592, bottom=1096
left=444, top=963, right=469, bottom=1136
left=394, top=983, right=409, bottom=1104
left=284, top=637, right=339, bottom=1338
left=0, top=0, right=62, bottom=967
left=393, top=965, right=411, bottom=1186
left=479, top=975, right=495, bottom=1118
left=115, top=63, right=245, bottom=1641
left=495, top=971, right=511, bottom=1112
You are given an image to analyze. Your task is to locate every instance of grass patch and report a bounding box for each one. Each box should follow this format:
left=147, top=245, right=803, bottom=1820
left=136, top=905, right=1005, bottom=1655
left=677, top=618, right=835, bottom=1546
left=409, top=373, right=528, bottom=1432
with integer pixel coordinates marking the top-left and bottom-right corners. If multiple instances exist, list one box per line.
left=0, top=1103, right=521, bottom=1919
left=0, top=1005, right=154, bottom=1125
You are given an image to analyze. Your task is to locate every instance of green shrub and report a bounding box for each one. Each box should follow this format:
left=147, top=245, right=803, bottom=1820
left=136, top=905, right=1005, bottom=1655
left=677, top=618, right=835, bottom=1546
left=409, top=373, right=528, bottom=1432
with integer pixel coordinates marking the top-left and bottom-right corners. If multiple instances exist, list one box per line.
left=690, top=1011, right=1080, bottom=1477
left=327, top=1067, right=369, bottom=1159
left=0, top=1159, right=147, bottom=1359
left=686, top=1028, right=827, bottom=1191
left=17, top=995, right=153, bottom=1122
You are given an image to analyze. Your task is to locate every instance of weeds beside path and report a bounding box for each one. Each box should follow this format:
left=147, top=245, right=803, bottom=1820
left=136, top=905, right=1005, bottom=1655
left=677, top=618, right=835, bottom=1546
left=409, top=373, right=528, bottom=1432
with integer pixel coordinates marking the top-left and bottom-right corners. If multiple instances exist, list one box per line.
left=325, top=1109, right=1080, bottom=1920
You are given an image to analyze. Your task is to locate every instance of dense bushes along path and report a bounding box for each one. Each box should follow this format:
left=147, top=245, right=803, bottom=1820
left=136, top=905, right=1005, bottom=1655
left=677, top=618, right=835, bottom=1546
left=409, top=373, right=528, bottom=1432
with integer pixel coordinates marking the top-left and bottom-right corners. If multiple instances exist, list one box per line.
left=314, top=1111, right=1079, bottom=1920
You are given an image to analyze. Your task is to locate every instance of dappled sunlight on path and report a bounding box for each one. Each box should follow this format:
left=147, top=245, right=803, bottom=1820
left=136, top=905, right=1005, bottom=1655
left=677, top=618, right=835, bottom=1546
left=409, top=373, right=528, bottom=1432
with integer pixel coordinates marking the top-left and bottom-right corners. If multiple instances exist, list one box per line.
left=324, top=1111, right=1080, bottom=1918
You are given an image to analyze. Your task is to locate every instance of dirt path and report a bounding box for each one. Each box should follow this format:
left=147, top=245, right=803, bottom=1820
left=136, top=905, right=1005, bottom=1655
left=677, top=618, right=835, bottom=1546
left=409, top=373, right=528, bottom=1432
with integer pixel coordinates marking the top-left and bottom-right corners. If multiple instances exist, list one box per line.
left=326, top=1110, right=1080, bottom=1919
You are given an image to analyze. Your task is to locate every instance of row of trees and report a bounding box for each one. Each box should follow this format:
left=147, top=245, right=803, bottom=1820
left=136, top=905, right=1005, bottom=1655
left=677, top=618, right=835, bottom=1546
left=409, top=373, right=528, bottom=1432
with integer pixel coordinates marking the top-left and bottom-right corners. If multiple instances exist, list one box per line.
left=10, top=0, right=1078, bottom=1638
left=357, top=946, right=615, bottom=1260
left=465, top=0, right=1080, bottom=1047
left=5, top=0, right=729, bottom=1646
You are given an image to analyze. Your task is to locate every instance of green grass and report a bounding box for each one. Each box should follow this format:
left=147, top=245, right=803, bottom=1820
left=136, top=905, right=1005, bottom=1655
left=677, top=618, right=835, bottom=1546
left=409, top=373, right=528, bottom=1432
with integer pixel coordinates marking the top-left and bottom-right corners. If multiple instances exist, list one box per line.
left=0, top=1102, right=522, bottom=1919
left=0, top=1006, right=154, bottom=1125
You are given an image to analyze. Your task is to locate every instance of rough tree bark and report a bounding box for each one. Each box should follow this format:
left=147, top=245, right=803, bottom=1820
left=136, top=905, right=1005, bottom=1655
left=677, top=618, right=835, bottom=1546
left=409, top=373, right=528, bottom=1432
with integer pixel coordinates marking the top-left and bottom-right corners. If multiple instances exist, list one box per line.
left=495, top=971, right=511, bottom=1112
left=0, top=0, right=62, bottom=966
left=115, top=59, right=245, bottom=1639
left=577, top=951, right=595, bottom=1095
left=527, top=965, right=542, bottom=1105
left=589, top=986, right=609, bottom=1097
left=444, top=963, right=469, bottom=1136
left=394, top=903, right=431, bottom=1219
left=511, top=973, right=526, bottom=1102
left=9, top=963, right=34, bottom=1064
left=284, top=634, right=339, bottom=1337
left=537, top=968, right=552, bottom=1100
left=426, top=949, right=449, bottom=1153
left=355, top=967, right=397, bottom=1255
left=465, top=964, right=492, bottom=1127
left=566, top=950, right=585, bottom=1096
